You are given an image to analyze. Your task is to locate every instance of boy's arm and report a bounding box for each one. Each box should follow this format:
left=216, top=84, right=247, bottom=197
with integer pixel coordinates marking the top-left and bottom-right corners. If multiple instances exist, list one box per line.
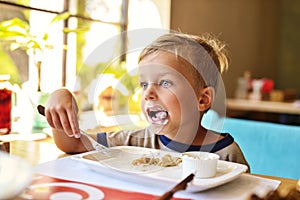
left=44, top=88, right=88, bottom=153
left=45, top=88, right=80, bottom=137
left=52, top=128, right=87, bottom=154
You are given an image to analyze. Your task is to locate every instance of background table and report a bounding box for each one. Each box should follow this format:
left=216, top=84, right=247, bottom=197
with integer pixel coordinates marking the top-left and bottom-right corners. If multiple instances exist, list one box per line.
left=226, top=98, right=300, bottom=125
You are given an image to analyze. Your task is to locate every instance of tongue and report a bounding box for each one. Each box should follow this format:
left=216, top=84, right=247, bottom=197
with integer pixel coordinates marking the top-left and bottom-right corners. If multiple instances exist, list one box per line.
left=155, top=111, right=167, bottom=119
left=150, top=111, right=168, bottom=125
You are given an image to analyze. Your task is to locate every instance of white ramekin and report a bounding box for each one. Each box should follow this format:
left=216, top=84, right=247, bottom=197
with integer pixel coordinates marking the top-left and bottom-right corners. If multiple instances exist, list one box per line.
left=182, top=151, right=220, bottom=178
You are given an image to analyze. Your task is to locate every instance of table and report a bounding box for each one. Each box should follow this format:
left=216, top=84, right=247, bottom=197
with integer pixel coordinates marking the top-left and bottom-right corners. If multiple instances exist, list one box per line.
left=226, top=98, right=300, bottom=125
left=226, top=98, right=300, bottom=115
left=7, top=137, right=300, bottom=199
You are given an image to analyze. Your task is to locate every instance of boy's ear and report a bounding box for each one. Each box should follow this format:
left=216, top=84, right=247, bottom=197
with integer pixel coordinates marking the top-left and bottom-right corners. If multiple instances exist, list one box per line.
left=197, top=86, right=215, bottom=111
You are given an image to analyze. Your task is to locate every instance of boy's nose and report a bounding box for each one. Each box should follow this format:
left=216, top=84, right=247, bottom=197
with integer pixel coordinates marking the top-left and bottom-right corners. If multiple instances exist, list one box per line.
left=143, top=85, right=158, bottom=101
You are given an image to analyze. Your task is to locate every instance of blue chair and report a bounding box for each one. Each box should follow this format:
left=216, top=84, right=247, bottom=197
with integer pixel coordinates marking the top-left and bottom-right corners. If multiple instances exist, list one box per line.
left=202, top=110, right=300, bottom=180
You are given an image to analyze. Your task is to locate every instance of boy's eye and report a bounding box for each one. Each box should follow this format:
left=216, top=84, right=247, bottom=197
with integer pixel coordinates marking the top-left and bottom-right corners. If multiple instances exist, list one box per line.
left=159, top=80, right=172, bottom=88
left=140, top=82, right=148, bottom=89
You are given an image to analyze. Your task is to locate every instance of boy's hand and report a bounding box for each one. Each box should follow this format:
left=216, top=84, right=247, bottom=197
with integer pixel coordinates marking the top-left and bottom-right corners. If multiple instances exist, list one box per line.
left=45, top=88, right=80, bottom=138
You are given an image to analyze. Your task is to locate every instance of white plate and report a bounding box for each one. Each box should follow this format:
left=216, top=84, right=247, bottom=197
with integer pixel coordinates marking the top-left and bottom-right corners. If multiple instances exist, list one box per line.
left=72, top=146, right=248, bottom=192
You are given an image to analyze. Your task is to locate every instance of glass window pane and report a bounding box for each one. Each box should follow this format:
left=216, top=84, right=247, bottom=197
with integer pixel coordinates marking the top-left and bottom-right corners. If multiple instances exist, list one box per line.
left=28, top=10, right=65, bottom=92
left=83, top=0, right=123, bottom=23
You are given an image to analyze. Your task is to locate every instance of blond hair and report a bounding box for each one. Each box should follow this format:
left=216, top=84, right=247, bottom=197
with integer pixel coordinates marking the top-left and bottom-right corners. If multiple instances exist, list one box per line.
left=138, top=32, right=229, bottom=89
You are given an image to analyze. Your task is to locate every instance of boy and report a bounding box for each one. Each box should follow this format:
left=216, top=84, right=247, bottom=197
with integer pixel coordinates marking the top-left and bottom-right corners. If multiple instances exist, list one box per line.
left=44, top=31, right=249, bottom=168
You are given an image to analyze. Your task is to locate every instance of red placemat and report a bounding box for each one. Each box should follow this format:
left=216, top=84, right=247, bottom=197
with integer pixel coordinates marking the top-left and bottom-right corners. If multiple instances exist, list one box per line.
left=17, top=174, right=190, bottom=200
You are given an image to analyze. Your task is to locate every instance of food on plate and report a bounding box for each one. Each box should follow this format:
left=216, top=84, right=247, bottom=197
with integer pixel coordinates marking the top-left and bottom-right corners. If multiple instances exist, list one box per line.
left=132, top=154, right=182, bottom=167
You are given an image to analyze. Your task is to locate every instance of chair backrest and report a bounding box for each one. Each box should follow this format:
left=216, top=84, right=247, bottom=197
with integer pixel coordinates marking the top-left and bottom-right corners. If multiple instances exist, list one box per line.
left=202, top=110, right=300, bottom=179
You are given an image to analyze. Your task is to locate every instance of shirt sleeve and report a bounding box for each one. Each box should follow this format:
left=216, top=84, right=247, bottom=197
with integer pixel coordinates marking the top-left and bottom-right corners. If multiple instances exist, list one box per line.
left=96, top=132, right=108, bottom=147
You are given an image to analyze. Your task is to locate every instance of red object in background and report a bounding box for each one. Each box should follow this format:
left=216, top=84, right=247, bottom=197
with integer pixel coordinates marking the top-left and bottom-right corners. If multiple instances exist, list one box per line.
left=261, top=79, right=274, bottom=93
left=0, top=75, right=12, bottom=135
left=0, top=82, right=12, bottom=135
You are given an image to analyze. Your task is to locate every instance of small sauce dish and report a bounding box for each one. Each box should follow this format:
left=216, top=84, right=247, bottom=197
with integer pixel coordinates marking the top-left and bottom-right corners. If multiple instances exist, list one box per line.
left=182, top=151, right=220, bottom=178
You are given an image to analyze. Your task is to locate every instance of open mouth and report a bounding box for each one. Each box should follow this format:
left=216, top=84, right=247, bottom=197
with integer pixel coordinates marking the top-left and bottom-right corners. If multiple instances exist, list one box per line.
left=146, top=107, right=169, bottom=125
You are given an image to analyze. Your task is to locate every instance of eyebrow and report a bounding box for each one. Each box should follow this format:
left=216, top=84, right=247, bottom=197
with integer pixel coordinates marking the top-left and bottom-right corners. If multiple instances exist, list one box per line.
left=139, top=71, right=182, bottom=81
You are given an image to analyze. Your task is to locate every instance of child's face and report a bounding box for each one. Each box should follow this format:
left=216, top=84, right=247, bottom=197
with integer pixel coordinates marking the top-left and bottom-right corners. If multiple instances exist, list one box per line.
left=138, top=51, right=201, bottom=137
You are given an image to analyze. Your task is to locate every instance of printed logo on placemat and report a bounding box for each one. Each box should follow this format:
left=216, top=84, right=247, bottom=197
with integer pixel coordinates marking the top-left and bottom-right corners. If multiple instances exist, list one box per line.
left=18, top=174, right=190, bottom=200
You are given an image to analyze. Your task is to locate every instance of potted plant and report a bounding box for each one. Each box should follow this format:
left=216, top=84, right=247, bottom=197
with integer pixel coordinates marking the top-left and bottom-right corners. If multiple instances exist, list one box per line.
left=0, top=12, right=73, bottom=130
left=0, top=12, right=72, bottom=90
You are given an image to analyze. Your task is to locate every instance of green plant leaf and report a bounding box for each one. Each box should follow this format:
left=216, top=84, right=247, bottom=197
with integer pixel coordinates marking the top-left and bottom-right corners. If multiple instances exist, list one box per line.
left=0, top=18, right=29, bottom=30
left=51, top=12, right=71, bottom=24
left=0, top=18, right=30, bottom=39
left=42, top=33, right=49, bottom=41
left=0, top=30, right=27, bottom=39
left=63, top=27, right=89, bottom=33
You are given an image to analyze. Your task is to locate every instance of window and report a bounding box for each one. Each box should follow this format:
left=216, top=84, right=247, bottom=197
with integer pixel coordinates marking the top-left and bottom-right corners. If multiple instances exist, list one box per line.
left=0, top=0, right=170, bottom=132
left=0, top=0, right=170, bottom=92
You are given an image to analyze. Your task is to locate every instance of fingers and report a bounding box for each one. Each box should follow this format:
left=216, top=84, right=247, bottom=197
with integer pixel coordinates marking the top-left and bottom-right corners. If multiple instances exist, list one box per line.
left=44, top=88, right=81, bottom=138
left=45, top=104, right=79, bottom=138
left=58, top=110, right=74, bottom=137
left=66, top=105, right=80, bottom=138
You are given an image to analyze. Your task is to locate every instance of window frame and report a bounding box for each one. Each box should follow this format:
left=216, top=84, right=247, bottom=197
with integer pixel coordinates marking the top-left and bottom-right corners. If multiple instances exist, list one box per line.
left=0, top=0, right=129, bottom=87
